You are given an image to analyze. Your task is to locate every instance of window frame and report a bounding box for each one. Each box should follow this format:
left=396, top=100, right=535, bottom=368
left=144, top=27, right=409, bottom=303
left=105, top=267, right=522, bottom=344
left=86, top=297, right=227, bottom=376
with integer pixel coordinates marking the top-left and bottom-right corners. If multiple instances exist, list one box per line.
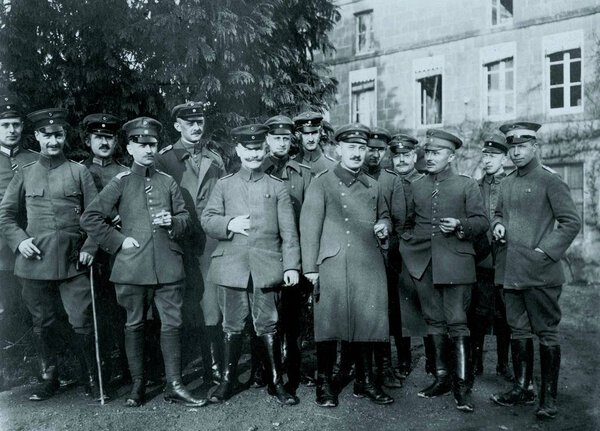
left=354, top=9, right=374, bottom=55
left=490, top=0, right=514, bottom=27
left=544, top=162, right=585, bottom=235
left=348, top=67, right=378, bottom=126
left=413, top=56, right=444, bottom=129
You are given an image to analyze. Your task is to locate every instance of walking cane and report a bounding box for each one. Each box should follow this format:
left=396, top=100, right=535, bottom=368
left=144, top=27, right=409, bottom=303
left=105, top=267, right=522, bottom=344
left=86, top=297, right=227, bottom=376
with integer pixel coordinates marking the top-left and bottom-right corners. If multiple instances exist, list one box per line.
left=89, top=265, right=106, bottom=404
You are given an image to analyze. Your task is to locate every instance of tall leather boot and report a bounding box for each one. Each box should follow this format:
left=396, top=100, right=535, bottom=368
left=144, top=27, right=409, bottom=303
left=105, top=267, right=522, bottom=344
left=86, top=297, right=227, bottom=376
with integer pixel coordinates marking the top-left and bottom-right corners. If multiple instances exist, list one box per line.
left=453, top=336, right=474, bottom=412
left=470, top=319, right=485, bottom=378
left=74, top=333, right=108, bottom=401
left=332, top=340, right=354, bottom=391
left=210, top=333, right=242, bottom=403
left=283, top=331, right=301, bottom=394
left=494, top=318, right=514, bottom=382
left=161, top=330, right=207, bottom=407
left=374, top=342, right=402, bottom=388
left=124, top=328, right=145, bottom=407
left=353, top=342, right=394, bottom=405
left=418, top=334, right=452, bottom=398
left=315, top=341, right=337, bottom=407
left=29, top=328, right=59, bottom=401
left=249, top=329, right=267, bottom=388
left=206, top=325, right=224, bottom=385
left=536, top=344, right=560, bottom=419
left=394, top=336, right=412, bottom=379
left=424, top=335, right=435, bottom=376
left=491, top=338, right=536, bottom=406
left=260, top=333, right=298, bottom=405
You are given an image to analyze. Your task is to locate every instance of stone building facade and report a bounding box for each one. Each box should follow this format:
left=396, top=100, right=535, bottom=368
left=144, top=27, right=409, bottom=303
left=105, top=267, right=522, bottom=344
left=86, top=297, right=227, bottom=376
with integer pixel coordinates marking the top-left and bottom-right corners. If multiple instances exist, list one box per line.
left=321, top=0, right=600, bottom=282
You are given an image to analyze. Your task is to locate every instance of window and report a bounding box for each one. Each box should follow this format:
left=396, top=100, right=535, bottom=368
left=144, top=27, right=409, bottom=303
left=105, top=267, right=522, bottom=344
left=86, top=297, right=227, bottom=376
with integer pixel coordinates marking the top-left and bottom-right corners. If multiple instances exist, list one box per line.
left=355, top=10, right=373, bottom=54
left=349, top=67, right=377, bottom=126
left=484, top=57, right=515, bottom=119
left=546, top=163, right=584, bottom=234
left=418, top=75, right=442, bottom=126
left=491, top=0, right=513, bottom=26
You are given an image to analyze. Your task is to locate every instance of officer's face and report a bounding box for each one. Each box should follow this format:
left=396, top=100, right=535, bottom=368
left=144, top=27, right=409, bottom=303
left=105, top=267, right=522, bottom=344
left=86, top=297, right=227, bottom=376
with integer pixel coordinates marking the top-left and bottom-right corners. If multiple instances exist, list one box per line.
left=266, top=133, right=291, bottom=158
left=508, top=141, right=537, bottom=168
left=87, top=133, right=116, bottom=159
left=365, top=147, right=385, bottom=168
left=236, top=142, right=266, bottom=170
left=35, top=128, right=66, bottom=157
left=300, top=130, right=320, bottom=151
left=174, top=117, right=205, bottom=143
left=392, top=150, right=416, bottom=174
left=0, top=118, right=23, bottom=147
left=481, top=150, right=506, bottom=175
left=337, top=141, right=367, bottom=171
left=127, top=141, right=157, bottom=166
left=424, top=148, right=454, bottom=174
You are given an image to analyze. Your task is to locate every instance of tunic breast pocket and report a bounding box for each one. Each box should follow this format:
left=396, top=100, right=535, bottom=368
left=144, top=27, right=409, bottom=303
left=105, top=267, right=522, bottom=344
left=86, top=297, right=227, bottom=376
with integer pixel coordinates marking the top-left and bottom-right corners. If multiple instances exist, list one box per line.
left=25, top=188, right=44, bottom=199
left=64, top=189, right=83, bottom=214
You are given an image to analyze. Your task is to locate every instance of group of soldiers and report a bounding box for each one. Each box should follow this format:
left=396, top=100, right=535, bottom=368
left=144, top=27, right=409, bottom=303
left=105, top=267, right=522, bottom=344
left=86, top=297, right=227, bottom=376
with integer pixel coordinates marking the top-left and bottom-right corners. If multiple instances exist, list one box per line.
left=0, top=93, right=581, bottom=420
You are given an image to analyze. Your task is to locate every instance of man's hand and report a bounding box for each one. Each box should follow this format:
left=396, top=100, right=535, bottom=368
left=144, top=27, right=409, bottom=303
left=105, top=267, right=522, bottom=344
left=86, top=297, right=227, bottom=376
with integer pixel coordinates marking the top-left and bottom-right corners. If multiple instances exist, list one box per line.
left=374, top=223, right=388, bottom=240
left=79, top=251, right=94, bottom=266
left=305, top=273, right=319, bottom=286
left=17, top=237, right=41, bottom=259
left=122, top=237, right=140, bottom=250
left=283, top=270, right=300, bottom=287
left=152, top=210, right=172, bottom=228
left=493, top=223, right=506, bottom=242
left=227, top=214, right=250, bottom=236
left=439, top=217, right=460, bottom=234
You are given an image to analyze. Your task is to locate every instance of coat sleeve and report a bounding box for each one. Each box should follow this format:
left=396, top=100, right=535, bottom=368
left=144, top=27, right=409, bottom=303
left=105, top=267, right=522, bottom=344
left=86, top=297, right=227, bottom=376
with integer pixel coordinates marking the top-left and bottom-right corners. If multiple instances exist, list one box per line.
left=402, top=181, right=416, bottom=235
left=0, top=170, right=29, bottom=253
left=299, top=178, right=325, bottom=274
left=200, top=179, right=234, bottom=240
left=538, top=177, right=581, bottom=262
left=459, top=179, right=489, bottom=241
left=492, top=182, right=505, bottom=229
left=390, top=176, right=406, bottom=235
left=276, top=182, right=301, bottom=272
left=79, top=167, right=100, bottom=255
left=169, top=178, right=190, bottom=238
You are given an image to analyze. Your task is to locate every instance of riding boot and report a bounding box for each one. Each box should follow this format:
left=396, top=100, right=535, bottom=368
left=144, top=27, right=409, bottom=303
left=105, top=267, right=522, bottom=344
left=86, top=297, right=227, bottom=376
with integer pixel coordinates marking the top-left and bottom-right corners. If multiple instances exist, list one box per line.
left=494, top=317, right=513, bottom=382
left=205, top=325, right=224, bottom=385
left=470, top=319, right=485, bottom=378
left=283, top=331, right=302, bottom=394
left=418, top=334, right=452, bottom=398
left=374, top=342, right=402, bottom=388
left=332, top=340, right=354, bottom=391
left=424, top=335, right=435, bottom=376
left=124, top=328, right=145, bottom=407
left=161, top=330, right=207, bottom=407
left=536, top=344, right=560, bottom=419
left=260, top=333, right=298, bottom=405
left=29, top=328, right=59, bottom=401
left=453, top=336, right=474, bottom=412
left=491, top=338, right=536, bottom=406
left=353, top=342, right=394, bottom=405
left=74, top=333, right=108, bottom=401
left=315, top=341, right=337, bottom=407
left=394, top=336, right=412, bottom=379
left=210, top=333, right=242, bottom=403
left=249, top=329, right=267, bottom=388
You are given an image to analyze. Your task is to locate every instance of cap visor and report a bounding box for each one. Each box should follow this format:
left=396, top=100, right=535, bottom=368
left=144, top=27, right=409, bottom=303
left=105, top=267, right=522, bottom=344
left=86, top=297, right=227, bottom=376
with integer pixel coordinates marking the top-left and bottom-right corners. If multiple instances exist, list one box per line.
left=132, top=136, right=158, bottom=143
left=39, top=124, right=64, bottom=133
left=299, top=126, right=320, bottom=133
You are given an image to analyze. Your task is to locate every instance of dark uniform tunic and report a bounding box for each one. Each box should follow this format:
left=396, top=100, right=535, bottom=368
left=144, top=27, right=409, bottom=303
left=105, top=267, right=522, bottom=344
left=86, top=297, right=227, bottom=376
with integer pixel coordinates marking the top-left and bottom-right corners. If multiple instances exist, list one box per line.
left=0, top=154, right=98, bottom=333
left=83, top=156, right=129, bottom=192
left=401, top=166, right=488, bottom=337
left=155, top=139, right=226, bottom=327
left=493, top=158, right=580, bottom=345
left=300, top=164, right=391, bottom=342
left=81, top=162, right=189, bottom=331
left=294, top=146, right=336, bottom=176
left=201, top=167, right=300, bottom=336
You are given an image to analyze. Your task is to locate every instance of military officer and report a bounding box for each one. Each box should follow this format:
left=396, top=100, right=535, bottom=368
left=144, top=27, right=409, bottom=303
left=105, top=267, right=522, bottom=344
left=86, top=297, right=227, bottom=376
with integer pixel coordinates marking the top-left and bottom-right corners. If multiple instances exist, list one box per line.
left=362, top=127, right=405, bottom=389
left=389, top=134, right=432, bottom=378
left=0, top=108, right=99, bottom=401
left=201, top=124, right=300, bottom=406
left=80, top=117, right=207, bottom=408
left=300, top=123, right=393, bottom=408
left=491, top=122, right=580, bottom=420
left=0, top=95, right=38, bottom=325
left=400, top=129, right=488, bottom=412
left=469, top=132, right=513, bottom=383
left=293, top=111, right=336, bottom=174
left=155, top=101, right=226, bottom=385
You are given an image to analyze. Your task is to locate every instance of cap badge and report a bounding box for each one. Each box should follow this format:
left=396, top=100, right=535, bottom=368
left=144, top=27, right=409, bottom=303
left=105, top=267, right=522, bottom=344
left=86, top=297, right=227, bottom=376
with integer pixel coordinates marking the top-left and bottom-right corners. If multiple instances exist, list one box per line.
left=48, top=112, right=53, bottom=117
left=143, top=120, right=148, bottom=125
left=101, top=124, right=106, bottom=128
left=3, top=97, right=7, bottom=101
left=49, top=119, right=54, bottom=124
left=374, top=134, right=378, bottom=139
left=251, top=135, right=255, bottom=140
left=6, top=105, right=9, bottom=109
left=192, top=108, right=197, bottom=113
left=102, top=116, right=107, bottom=121
left=144, top=129, right=149, bottom=134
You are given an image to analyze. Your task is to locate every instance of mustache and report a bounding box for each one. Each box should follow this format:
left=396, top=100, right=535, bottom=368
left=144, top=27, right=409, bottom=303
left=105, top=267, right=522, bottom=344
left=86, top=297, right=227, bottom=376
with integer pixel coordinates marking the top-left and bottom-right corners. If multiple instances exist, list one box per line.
left=349, top=157, right=362, bottom=161
left=99, top=145, right=111, bottom=150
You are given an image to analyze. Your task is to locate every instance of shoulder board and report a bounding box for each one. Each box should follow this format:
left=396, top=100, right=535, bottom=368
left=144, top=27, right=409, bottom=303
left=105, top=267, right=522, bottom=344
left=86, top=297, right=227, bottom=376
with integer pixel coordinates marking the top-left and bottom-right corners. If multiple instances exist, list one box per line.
left=218, top=173, right=234, bottom=181
left=155, top=169, right=172, bottom=178
left=115, top=171, right=131, bottom=180
left=324, top=153, right=336, bottom=162
left=68, top=159, right=84, bottom=165
left=158, top=145, right=173, bottom=155
left=506, top=168, right=517, bottom=176
left=412, top=174, right=425, bottom=182
left=314, top=169, right=328, bottom=178
left=542, top=165, right=559, bottom=175
left=22, top=160, right=37, bottom=169
left=26, top=148, right=39, bottom=154
left=268, top=174, right=283, bottom=182
left=363, top=172, right=375, bottom=180
left=208, top=148, right=222, bottom=159
left=384, top=168, right=398, bottom=176
left=116, top=161, right=129, bottom=169
left=298, top=162, right=311, bottom=170
left=459, top=173, right=472, bottom=179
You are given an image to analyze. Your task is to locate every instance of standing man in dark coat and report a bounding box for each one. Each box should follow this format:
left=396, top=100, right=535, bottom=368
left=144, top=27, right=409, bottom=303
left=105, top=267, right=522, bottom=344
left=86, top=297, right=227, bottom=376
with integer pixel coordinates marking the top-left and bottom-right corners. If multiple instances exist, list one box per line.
left=292, top=112, right=336, bottom=175
left=401, top=129, right=488, bottom=412
left=201, top=124, right=300, bottom=406
left=491, top=122, right=580, bottom=420
left=155, top=101, right=226, bottom=385
left=81, top=117, right=207, bottom=408
left=300, top=123, right=393, bottom=408
left=0, top=108, right=99, bottom=401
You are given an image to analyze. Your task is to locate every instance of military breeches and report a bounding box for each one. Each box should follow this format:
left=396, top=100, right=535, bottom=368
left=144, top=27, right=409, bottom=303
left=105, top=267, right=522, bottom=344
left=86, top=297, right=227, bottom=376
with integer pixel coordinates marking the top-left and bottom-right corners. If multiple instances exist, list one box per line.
left=504, top=286, right=561, bottom=346
left=218, top=277, right=279, bottom=336
left=20, top=274, right=92, bottom=334
left=115, top=281, right=184, bottom=332
left=413, top=264, right=471, bottom=338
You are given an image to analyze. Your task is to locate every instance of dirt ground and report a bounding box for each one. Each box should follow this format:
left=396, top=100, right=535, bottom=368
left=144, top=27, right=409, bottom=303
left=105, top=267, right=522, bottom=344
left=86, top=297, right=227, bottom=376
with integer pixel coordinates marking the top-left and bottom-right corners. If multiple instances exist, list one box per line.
left=0, top=283, right=598, bottom=431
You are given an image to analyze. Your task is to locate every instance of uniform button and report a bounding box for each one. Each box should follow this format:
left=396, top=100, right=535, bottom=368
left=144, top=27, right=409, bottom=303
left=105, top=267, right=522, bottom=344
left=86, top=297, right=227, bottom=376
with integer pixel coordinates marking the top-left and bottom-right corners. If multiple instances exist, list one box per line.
left=347, top=244, right=351, bottom=247
left=291, top=185, right=295, bottom=189
left=345, top=218, right=349, bottom=221
left=339, top=182, right=343, bottom=185
left=343, top=205, right=347, bottom=209
left=432, top=217, right=436, bottom=220
left=432, top=233, right=435, bottom=237
left=341, top=193, right=346, bottom=196
left=149, top=199, right=152, bottom=202
left=153, top=229, right=156, bottom=233
left=346, top=231, right=350, bottom=234
left=146, top=178, right=150, bottom=182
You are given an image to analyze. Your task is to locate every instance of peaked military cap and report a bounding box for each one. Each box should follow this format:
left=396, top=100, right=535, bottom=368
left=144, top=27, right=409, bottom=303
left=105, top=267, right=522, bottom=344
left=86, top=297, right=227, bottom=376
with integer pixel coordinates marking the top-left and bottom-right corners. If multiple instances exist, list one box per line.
left=27, top=108, right=69, bottom=133
left=265, top=115, right=294, bottom=135
left=123, top=117, right=162, bottom=144
left=293, top=111, right=323, bottom=133
left=367, top=127, right=392, bottom=149
left=499, top=122, right=541, bottom=145
left=82, top=113, right=121, bottom=137
left=171, top=100, right=211, bottom=120
left=424, top=129, right=462, bottom=150
left=482, top=131, right=508, bottom=154
left=0, top=94, right=23, bottom=119
left=334, top=123, right=370, bottom=145
left=231, top=124, right=269, bottom=147
left=389, top=133, right=418, bottom=154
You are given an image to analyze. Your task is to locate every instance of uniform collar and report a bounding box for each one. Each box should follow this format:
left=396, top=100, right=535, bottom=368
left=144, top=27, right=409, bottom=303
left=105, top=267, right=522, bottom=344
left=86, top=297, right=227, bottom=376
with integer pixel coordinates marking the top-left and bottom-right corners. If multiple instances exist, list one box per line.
left=0, top=144, right=20, bottom=158
left=180, top=137, right=202, bottom=155
left=39, top=153, right=67, bottom=169
left=399, top=168, right=419, bottom=181
left=131, top=162, right=156, bottom=177
left=301, top=146, right=323, bottom=162
left=363, top=164, right=381, bottom=178
left=269, top=154, right=289, bottom=170
left=517, top=157, right=540, bottom=176
left=334, top=163, right=370, bottom=187
left=484, top=169, right=506, bottom=184
left=92, top=156, right=113, bottom=167
left=239, top=165, right=265, bottom=182
left=432, top=165, right=454, bottom=182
